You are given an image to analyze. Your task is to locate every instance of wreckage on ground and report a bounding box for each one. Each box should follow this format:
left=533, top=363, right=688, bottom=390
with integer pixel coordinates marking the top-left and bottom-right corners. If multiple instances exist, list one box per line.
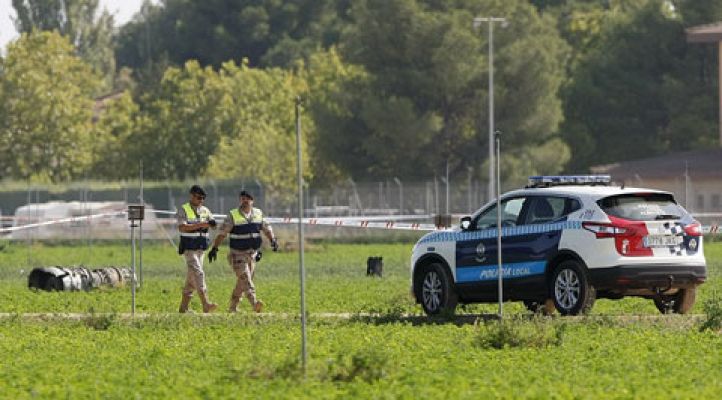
left=28, top=267, right=134, bottom=291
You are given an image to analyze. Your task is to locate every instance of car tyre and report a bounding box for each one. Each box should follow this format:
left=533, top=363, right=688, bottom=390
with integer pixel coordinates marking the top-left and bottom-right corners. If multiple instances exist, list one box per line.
left=653, top=288, right=696, bottom=314
left=417, top=263, right=458, bottom=316
left=550, top=260, right=596, bottom=315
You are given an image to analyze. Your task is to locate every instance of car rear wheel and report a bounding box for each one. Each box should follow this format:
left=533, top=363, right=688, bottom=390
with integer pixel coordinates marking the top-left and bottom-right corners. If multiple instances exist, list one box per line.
left=417, top=263, right=457, bottom=316
left=550, top=261, right=596, bottom=315
left=653, top=288, right=696, bottom=314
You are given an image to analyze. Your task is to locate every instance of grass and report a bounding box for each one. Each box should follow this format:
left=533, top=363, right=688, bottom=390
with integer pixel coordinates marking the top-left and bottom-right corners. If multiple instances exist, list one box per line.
left=0, top=239, right=721, bottom=398
left=1, top=315, right=721, bottom=398
left=1, top=239, right=720, bottom=315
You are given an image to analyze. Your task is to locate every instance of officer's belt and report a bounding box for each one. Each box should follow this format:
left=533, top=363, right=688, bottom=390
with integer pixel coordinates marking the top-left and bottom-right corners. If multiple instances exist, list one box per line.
left=229, top=233, right=261, bottom=239
left=180, top=232, right=209, bottom=237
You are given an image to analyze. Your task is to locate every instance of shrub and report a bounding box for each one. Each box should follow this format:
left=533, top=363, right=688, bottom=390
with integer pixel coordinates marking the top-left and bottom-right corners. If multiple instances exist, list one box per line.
left=699, top=295, right=722, bottom=332
left=83, top=310, right=115, bottom=331
left=475, top=317, right=565, bottom=350
left=246, top=356, right=303, bottom=381
left=325, top=348, right=389, bottom=383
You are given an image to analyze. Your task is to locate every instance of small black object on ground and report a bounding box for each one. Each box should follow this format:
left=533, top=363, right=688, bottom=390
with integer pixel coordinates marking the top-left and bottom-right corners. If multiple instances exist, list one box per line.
left=366, top=257, right=383, bottom=277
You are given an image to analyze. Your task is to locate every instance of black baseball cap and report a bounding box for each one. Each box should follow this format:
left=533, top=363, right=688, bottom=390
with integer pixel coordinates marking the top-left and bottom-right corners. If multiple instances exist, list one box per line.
left=190, top=185, right=207, bottom=197
left=239, top=190, right=253, bottom=200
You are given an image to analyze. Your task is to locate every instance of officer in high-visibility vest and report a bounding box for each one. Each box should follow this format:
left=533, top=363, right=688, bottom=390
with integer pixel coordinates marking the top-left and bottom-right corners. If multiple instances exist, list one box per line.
left=176, top=185, right=218, bottom=313
left=208, top=190, right=278, bottom=313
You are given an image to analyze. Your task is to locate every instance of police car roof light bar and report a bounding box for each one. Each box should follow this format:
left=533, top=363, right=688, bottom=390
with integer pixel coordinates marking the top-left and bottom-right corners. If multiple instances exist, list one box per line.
left=527, top=175, right=612, bottom=188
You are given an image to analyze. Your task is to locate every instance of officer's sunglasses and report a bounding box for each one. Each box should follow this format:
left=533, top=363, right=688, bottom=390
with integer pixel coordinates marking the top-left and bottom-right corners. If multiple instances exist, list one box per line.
left=192, top=194, right=206, bottom=200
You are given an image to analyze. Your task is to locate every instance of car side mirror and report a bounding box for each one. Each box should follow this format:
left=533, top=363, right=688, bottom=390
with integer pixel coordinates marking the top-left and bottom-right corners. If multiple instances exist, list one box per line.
left=460, top=216, right=472, bottom=230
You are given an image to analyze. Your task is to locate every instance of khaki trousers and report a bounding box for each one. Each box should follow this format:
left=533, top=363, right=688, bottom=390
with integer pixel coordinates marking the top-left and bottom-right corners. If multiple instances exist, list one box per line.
left=228, top=249, right=257, bottom=304
left=182, top=249, right=208, bottom=296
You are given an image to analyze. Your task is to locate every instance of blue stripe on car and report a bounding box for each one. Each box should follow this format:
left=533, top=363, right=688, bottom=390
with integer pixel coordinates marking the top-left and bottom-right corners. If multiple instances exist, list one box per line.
left=456, top=261, right=547, bottom=283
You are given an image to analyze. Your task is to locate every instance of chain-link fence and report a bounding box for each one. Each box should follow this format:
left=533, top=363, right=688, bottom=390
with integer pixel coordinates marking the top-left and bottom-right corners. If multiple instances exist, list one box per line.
left=2, top=174, right=721, bottom=241
left=0, top=177, right=496, bottom=220
left=0, top=177, right=492, bottom=242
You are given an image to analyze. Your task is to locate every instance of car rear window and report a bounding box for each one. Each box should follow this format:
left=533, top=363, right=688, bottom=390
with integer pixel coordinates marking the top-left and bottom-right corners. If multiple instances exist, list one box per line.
left=597, top=193, right=686, bottom=221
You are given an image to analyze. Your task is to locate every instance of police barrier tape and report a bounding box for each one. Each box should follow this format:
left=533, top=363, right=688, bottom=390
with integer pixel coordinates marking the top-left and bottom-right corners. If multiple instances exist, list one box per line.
left=266, top=217, right=437, bottom=231
left=147, top=209, right=439, bottom=231
left=150, top=209, right=722, bottom=233
left=0, top=211, right=127, bottom=234
left=147, top=209, right=432, bottom=222
left=1, top=209, right=721, bottom=235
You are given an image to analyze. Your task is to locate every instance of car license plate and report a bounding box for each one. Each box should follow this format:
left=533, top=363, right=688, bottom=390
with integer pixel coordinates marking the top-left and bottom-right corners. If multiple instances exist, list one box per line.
left=644, top=235, right=683, bottom=247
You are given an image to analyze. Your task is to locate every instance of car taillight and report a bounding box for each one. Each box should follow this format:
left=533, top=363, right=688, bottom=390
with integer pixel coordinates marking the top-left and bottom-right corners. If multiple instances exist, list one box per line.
left=582, top=222, right=628, bottom=238
left=684, top=222, right=702, bottom=237
left=583, top=217, right=652, bottom=257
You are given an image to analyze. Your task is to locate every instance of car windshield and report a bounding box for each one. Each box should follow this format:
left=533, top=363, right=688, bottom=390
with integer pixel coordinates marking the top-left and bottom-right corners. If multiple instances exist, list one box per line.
left=597, top=193, right=685, bottom=221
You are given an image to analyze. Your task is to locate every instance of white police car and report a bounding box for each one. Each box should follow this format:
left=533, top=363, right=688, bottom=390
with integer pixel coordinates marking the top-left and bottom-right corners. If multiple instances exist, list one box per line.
left=411, top=176, right=707, bottom=316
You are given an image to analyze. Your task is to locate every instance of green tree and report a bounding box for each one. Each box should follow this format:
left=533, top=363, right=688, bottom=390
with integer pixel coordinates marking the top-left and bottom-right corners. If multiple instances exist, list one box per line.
left=206, top=61, right=312, bottom=199
left=303, top=48, right=375, bottom=182
left=128, top=60, right=231, bottom=180
left=90, top=91, right=143, bottom=179
left=315, top=0, right=569, bottom=181
left=12, top=0, right=116, bottom=90
left=0, top=31, right=101, bottom=182
left=673, top=0, right=722, bottom=25
left=560, top=0, right=719, bottom=171
left=115, top=0, right=348, bottom=77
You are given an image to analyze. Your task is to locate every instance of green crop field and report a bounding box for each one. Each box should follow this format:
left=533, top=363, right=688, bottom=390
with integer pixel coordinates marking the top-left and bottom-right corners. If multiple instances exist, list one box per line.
left=1, top=239, right=721, bottom=398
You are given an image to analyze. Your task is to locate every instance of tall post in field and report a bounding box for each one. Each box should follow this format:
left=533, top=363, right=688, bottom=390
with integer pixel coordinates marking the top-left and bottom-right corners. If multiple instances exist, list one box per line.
left=130, top=219, right=136, bottom=316
left=495, top=131, right=503, bottom=318
left=473, top=17, right=508, bottom=203
left=139, top=161, right=144, bottom=289
left=128, top=204, right=144, bottom=317
left=295, top=96, right=308, bottom=373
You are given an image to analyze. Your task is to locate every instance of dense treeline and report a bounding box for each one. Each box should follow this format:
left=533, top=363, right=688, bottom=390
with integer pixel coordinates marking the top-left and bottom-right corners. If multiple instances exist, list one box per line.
left=0, top=0, right=720, bottom=189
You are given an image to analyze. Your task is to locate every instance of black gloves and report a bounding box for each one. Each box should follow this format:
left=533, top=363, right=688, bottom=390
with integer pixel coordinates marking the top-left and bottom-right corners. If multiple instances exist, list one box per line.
left=208, top=219, right=217, bottom=228
left=255, top=251, right=263, bottom=262
left=208, top=246, right=218, bottom=263
left=271, top=238, right=279, bottom=252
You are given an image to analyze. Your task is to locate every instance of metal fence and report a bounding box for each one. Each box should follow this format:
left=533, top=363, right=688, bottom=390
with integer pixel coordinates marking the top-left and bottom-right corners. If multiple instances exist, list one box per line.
left=2, top=174, right=721, bottom=240
left=0, top=177, right=498, bottom=221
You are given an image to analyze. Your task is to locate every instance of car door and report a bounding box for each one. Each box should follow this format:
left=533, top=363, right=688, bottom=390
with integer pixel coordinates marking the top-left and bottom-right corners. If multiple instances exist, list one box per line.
left=506, top=196, right=582, bottom=298
left=454, top=197, right=532, bottom=301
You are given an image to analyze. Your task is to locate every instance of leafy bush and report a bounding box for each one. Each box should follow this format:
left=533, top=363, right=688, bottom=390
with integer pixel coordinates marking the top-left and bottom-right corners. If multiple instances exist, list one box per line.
left=325, top=348, right=389, bottom=383
left=246, top=356, right=304, bottom=381
left=475, top=317, right=566, bottom=350
left=699, top=294, right=722, bottom=332
left=83, top=310, right=115, bottom=331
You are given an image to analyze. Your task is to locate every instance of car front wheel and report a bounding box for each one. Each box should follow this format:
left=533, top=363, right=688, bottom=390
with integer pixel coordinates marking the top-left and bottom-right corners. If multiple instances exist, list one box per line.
left=550, top=260, right=596, bottom=315
left=417, top=263, right=458, bottom=316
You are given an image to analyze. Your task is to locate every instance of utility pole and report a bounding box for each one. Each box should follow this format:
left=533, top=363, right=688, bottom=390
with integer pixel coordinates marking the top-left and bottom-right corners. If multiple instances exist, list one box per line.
left=295, top=96, right=307, bottom=375
left=473, top=17, right=508, bottom=203
left=495, top=131, right=503, bottom=318
left=139, top=161, right=144, bottom=289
